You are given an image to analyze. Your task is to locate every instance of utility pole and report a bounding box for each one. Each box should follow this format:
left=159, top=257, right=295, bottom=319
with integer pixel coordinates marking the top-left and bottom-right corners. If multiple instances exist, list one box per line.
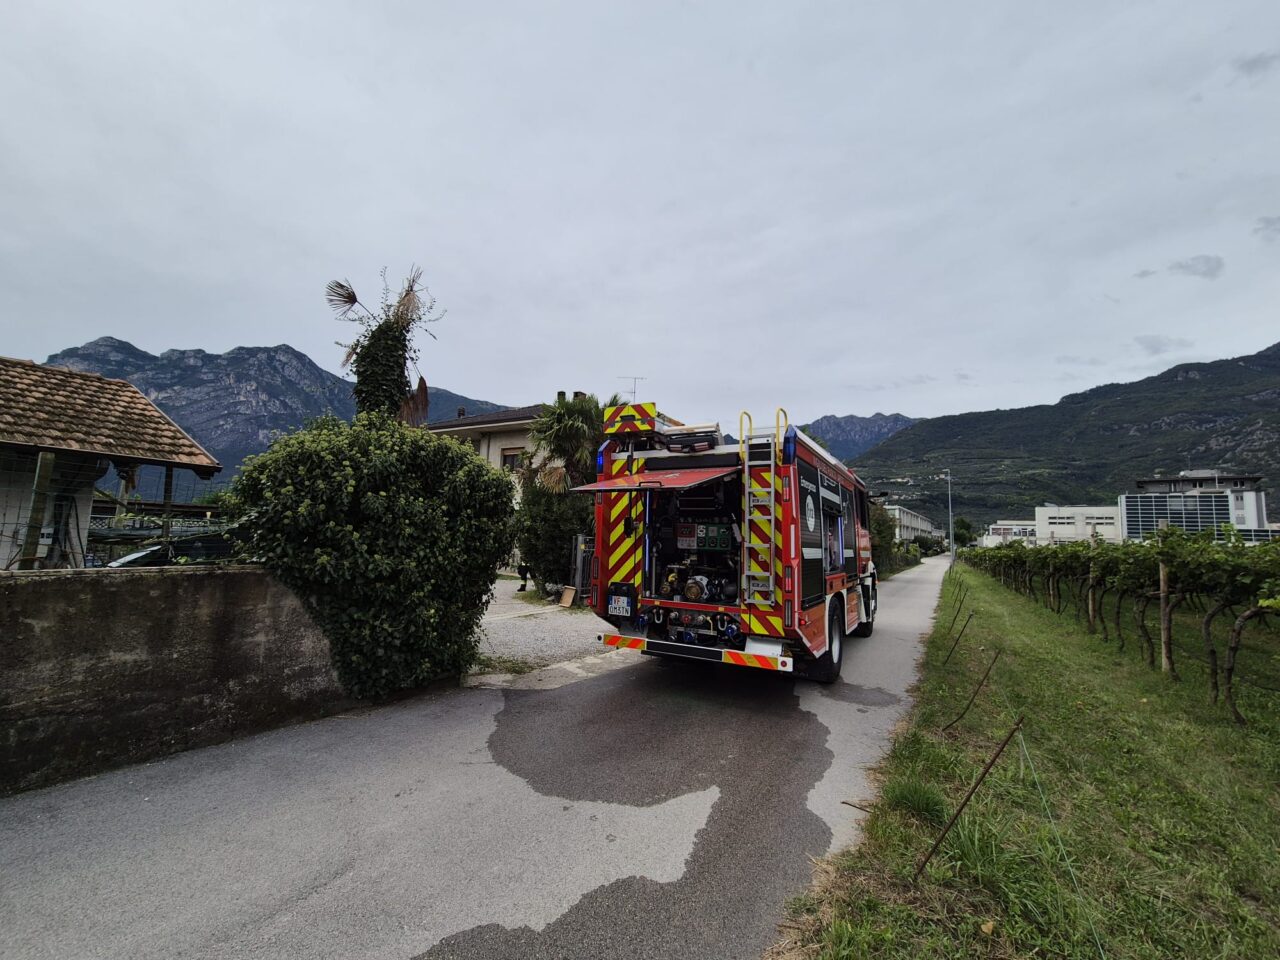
left=945, top=468, right=955, bottom=564
left=618, top=376, right=646, bottom=402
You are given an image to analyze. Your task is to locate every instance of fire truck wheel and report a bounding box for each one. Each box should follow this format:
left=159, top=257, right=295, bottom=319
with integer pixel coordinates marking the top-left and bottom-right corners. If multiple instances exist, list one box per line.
left=811, top=603, right=845, bottom=683
left=852, top=582, right=877, bottom=637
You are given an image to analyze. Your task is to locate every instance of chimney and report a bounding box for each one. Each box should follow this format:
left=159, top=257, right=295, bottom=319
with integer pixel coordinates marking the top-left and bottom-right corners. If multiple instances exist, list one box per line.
left=557, top=390, right=566, bottom=403
left=573, top=391, right=586, bottom=400
left=457, top=406, right=466, bottom=418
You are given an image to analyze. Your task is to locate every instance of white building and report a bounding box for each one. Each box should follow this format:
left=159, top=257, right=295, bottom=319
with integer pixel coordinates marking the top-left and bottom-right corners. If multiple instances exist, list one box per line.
left=427, top=403, right=544, bottom=472
left=885, top=504, right=942, bottom=543
left=1036, top=505, right=1122, bottom=544
left=981, top=520, right=1038, bottom=547
left=1120, top=470, right=1274, bottom=542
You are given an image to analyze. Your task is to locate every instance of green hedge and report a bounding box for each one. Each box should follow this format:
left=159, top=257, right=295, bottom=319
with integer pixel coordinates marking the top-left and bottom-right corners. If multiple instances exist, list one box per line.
left=232, top=414, right=515, bottom=698
left=513, top=474, right=592, bottom=588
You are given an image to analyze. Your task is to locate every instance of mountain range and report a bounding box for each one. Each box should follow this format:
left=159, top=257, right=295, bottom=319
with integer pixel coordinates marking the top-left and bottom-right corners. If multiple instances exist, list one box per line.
left=802, top=412, right=918, bottom=460
left=41, top=337, right=1280, bottom=529
left=852, top=341, right=1280, bottom=529
left=45, top=337, right=506, bottom=478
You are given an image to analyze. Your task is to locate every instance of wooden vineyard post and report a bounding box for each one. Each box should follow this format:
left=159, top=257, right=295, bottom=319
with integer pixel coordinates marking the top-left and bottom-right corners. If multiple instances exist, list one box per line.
left=1158, top=559, right=1176, bottom=678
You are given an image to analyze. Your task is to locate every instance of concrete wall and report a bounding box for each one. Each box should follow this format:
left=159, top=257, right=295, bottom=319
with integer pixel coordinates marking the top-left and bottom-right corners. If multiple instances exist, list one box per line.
left=0, top=565, right=349, bottom=794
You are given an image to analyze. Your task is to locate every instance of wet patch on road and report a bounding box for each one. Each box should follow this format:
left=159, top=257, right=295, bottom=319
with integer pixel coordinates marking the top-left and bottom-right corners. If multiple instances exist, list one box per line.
left=814, top=682, right=902, bottom=707
left=417, top=660, right=835, bottom=960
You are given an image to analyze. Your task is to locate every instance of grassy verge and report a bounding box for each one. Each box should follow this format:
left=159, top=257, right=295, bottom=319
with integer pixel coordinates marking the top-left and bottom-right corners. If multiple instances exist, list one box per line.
left=514, top=589, right=595, bottom=613
left=472, top=653, right=539, bottom=675
left=774, top=564, right=1280, bottom=959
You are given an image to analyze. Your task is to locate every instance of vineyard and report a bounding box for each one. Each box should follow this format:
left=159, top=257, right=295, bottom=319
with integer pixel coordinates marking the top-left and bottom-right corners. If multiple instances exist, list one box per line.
left=778, top=558, right=1280, bottom=958
left=963, top=531, right=1280, bottom=723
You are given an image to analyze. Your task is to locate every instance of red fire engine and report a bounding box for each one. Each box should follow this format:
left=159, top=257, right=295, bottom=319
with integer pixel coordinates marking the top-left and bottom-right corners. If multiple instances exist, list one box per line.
left=572, top=403, right=877, bottom=682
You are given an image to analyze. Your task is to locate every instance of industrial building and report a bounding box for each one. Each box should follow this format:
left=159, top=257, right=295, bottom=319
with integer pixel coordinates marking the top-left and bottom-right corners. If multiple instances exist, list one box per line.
left=885, top=504, right=943, bottom=543
left=1119, top=470, right=1273, bottom=542
left=1038, top=505, right=1122, bottom=544
left=981, top=469, right=1276, bottom=547
left=980, top=520, right=1038, bottom=547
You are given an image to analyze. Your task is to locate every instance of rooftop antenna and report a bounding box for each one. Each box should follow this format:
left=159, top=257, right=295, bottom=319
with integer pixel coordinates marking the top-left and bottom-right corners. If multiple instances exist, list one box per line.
left=618, top=375, right=646, bottom=402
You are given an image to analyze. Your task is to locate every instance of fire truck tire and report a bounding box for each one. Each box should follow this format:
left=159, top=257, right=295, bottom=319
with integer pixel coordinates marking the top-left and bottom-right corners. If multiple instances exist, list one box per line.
left=811, top=602, right=845, bottom=683
left=852, top=582, right=877, bottom=637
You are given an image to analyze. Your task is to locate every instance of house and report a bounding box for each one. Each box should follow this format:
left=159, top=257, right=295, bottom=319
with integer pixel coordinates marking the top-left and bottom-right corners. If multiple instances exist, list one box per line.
left=0, top=357, right=220, bottom=569
left=426, top=403, right=545, bottom=471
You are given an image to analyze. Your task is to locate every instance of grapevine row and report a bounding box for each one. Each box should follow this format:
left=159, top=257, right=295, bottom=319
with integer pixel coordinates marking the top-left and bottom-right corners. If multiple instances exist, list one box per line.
left=962, top=530, right=1280, bottom=724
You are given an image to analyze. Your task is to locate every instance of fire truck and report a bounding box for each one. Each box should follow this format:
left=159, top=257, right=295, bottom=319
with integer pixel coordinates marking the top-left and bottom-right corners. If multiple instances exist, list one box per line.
left=572, top=403, right=877, bottom=682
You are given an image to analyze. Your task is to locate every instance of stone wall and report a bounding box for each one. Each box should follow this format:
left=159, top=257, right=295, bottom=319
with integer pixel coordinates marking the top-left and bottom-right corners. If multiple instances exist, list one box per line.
left=0, top=566, right=350, bottom=794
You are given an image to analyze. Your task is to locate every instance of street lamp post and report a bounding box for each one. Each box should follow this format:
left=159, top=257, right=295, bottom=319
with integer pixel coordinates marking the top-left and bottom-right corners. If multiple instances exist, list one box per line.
left=945, top=468, right=955, bottom=564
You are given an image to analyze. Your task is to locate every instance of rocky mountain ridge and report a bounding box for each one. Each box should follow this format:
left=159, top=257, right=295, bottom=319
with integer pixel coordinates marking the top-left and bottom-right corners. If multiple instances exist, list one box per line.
left=802, top=412, right=918, bottom=460
left=853, top=341, right=1280, bottom=528
left=45, top=337, right=506, bottom=476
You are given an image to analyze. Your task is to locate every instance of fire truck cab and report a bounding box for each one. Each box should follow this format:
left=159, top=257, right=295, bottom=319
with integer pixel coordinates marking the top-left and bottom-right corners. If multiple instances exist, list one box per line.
left=572, top=403, right=877, bottom=682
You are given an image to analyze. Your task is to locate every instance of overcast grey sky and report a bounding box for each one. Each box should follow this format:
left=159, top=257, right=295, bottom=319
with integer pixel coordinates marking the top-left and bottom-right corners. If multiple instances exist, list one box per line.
left=2, top=2, right=1278, bottom=427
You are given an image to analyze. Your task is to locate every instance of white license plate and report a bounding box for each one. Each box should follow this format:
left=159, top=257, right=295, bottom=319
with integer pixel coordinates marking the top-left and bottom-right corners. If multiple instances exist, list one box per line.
left=608, top=595, right=632, bottom=617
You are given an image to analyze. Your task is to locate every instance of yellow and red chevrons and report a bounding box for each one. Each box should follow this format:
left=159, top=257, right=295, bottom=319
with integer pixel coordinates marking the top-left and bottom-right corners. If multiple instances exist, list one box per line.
left=603, top=402, right=658, bottom=434
left=602, top=455, right=645, bottom=592
left=743, top=463, right=789, bottom=638
left=600, top=633, right=794, bottom=673
left=723, top=650, right=786, bottom=670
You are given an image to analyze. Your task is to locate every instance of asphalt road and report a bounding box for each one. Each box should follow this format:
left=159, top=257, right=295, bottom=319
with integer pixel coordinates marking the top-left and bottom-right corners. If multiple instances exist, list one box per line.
left=0, top=557, right=946, bottom=960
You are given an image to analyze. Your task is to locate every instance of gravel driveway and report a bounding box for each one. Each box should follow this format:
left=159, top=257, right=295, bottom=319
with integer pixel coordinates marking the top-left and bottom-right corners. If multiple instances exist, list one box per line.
left=476, top=579, right=609, bottom=667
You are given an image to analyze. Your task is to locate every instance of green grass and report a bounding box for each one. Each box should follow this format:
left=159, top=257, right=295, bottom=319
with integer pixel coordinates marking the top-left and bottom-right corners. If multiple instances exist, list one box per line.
left=514, top=588, right=595, bottom=613
left=881, top=777, right=948, bottom=826
left=775, top=566, right=1280, bottom=960
left=472, top=653, right=539, bottom=675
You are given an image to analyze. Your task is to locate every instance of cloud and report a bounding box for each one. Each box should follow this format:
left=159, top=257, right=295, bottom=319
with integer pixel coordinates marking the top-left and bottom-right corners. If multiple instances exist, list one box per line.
left=1134, top=335, right=1194, bottom=356
left=2, top=4, right=1278, bottom=428
left=1055, top=355, right=1106, bottom=366
left=1167, top=255, right=1224, bottom=279
left=955, top=372, right=973, bottom=381
left=1254, top=216, right=1280, bottom=241
left=1233, top=51, right=1280, bottom=79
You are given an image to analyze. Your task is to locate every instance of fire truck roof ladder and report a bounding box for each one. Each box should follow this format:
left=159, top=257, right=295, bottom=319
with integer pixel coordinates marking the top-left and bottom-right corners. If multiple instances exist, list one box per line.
left=738, top=408, right=788, bottom=608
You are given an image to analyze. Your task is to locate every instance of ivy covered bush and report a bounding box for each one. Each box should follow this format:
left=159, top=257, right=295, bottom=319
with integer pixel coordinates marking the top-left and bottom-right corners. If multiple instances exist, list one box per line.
left=513, top=470, right=593, bottom=588
left=233, top=413, right=515, bottom=698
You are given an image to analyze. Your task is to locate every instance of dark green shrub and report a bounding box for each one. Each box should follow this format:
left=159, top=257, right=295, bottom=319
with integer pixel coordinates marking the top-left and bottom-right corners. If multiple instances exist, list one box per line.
left=869, top=502, right=900, bottom=573
left=514, top=473, right=592, bottom=588
left=350, top=318, right=410, bottom=416
left=233, top=413, right=515, bottom=698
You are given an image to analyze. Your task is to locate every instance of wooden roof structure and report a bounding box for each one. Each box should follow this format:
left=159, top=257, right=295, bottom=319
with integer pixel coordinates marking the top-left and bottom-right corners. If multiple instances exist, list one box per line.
left=0, top=356, right=220, bottom=477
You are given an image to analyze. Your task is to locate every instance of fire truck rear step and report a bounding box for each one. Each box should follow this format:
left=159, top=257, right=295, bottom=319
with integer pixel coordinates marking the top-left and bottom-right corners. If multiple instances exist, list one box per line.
left=599, top=633, right=794, bottom=673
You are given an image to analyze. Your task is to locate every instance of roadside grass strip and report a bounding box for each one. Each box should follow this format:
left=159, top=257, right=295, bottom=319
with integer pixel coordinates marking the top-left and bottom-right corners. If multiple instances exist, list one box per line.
left=472, top=653, right=539, bottom=675
left=771, top=565, right=1280, bottom=959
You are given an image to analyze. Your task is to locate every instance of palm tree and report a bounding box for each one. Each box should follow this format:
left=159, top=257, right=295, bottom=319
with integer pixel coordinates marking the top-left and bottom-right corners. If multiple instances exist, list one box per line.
left=529, top=392, right=623, bottom=492
left=325, top=266, right=442, bottom=421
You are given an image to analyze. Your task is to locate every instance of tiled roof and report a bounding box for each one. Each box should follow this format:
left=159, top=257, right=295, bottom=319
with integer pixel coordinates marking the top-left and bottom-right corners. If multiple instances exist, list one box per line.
left=0, top=356, right=220, bottom=475
left=427, top=404, right=545, bottom=432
